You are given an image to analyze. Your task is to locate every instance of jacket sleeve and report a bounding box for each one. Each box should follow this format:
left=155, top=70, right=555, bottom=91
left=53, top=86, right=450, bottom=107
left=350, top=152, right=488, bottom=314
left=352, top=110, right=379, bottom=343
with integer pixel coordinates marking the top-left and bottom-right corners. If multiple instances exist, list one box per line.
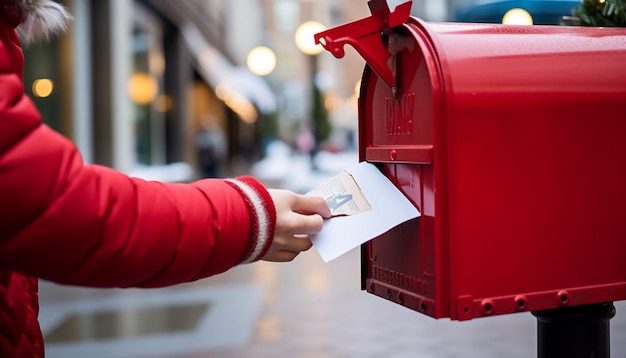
left=0, top=27, right=276, bottom=288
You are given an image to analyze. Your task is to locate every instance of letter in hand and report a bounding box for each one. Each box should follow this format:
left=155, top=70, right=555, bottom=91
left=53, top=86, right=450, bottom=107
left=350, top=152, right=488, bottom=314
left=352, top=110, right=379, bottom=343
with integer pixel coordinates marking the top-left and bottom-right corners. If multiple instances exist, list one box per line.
left=262, top=189, right=331, bottom=262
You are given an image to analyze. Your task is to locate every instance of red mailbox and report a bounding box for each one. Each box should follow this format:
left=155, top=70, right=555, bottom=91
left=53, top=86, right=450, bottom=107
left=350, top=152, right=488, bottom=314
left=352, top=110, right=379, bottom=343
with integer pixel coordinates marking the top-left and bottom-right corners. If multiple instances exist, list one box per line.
left=316, top=1, right=626, bottom=321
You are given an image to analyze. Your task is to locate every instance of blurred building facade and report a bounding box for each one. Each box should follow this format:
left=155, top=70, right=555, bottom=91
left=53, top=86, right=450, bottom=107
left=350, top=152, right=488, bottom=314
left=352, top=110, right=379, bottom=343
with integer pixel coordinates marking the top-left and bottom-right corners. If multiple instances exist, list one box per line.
left=24, top=0, right=280, bottom=180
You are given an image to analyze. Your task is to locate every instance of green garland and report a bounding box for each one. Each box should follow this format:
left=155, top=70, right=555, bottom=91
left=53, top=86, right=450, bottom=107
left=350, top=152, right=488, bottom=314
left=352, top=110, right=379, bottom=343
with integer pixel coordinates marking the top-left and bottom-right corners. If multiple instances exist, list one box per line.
left=570, top=0, right=626, bottom=26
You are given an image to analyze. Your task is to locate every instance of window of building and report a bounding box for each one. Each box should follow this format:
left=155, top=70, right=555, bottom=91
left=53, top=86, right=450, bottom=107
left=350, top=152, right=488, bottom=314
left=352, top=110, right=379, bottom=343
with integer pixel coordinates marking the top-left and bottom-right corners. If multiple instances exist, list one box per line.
left=130, top=3, right=167, bottom=166
left=23, top=33, right=69, bottom=135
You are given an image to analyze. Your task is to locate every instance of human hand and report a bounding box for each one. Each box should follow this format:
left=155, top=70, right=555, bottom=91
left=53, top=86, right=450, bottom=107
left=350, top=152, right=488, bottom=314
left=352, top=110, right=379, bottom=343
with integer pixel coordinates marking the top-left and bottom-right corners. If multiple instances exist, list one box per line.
left=262, top=189, right=331, bottom=262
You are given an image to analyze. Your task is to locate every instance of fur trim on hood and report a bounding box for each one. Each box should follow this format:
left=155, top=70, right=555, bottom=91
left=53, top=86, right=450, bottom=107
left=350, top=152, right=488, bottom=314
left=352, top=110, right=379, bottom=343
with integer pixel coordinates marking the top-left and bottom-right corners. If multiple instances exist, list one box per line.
left=11, top=0, right=72, bottom=43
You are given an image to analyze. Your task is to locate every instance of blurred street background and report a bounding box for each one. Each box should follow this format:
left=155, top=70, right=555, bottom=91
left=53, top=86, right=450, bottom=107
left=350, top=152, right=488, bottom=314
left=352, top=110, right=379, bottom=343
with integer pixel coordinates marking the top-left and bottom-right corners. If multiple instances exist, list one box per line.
left=31, top=0, right=626, bottom=357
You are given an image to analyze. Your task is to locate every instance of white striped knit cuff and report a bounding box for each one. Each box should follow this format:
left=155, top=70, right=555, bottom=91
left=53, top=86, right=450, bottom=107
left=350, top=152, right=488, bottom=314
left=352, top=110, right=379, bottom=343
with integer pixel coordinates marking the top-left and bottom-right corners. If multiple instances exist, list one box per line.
left=225, top=177, right=276, bottom=264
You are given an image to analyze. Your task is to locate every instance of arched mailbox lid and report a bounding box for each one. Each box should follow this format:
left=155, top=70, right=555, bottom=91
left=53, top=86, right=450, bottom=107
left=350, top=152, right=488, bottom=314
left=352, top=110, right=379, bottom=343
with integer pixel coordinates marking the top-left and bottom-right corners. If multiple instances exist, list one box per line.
left=429, top=22, right=626, bottom=120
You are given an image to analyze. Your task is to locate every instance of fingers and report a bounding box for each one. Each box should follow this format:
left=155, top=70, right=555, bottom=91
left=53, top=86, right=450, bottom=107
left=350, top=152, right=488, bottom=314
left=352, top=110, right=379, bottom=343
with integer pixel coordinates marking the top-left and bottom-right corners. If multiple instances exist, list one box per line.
left=274, top=234, right=313, bottom=252
left=282, top=211, right=324, bottom=235
left=264, top=250, right=300, bottom=262
left=294, top=194, right=332, bottom=218
left=261, top=234, right=313, bottom=262
left=261, top=189, right=330, bottom=263
left=268, top=189, right=330, bottom=219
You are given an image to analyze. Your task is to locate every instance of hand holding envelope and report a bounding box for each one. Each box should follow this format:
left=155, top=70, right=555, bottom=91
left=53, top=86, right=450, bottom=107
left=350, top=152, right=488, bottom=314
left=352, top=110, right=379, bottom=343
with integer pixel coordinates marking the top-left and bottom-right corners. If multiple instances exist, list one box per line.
left=308, top=161, right=421, bottom=262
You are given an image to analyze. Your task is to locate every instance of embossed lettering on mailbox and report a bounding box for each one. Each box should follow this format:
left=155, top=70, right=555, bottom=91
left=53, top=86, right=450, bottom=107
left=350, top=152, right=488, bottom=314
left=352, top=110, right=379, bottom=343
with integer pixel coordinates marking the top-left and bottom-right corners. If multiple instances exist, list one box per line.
left=372, top=264, right=428, bottom=295
left=385, top=93, right=414, bottom=135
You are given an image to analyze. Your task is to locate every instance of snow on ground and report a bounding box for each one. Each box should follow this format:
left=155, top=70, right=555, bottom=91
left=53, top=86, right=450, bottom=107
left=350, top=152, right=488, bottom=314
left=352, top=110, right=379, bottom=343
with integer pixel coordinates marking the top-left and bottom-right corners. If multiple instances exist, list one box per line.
left=251, top=140, right=359, bottom=193
left=125, top=140, right=359, bottom=193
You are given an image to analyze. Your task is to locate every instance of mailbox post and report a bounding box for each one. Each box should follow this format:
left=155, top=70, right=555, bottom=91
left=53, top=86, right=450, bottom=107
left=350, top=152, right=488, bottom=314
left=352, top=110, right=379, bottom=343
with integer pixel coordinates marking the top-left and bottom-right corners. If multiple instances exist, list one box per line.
left=315, top=0, right=626, bottom=357
left=533, top=302, right=615, bottom=358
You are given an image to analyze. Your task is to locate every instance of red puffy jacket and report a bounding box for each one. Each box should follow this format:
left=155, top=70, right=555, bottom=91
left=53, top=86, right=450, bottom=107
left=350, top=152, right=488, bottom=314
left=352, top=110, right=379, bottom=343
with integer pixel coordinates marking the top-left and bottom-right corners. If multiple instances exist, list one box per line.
left=0, top=2, right=275, bottom=357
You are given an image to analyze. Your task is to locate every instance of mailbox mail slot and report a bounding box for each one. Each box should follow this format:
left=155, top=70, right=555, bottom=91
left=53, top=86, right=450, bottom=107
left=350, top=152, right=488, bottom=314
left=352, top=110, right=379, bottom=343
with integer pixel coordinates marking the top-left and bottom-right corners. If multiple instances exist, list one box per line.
left=316, top=1, right=626, bottom=320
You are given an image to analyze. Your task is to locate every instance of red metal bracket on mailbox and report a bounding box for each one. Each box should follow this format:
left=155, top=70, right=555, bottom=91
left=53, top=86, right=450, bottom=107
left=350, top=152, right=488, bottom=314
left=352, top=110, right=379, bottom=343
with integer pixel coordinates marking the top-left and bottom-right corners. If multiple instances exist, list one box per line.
left=314, top=0, right=412, bottom=90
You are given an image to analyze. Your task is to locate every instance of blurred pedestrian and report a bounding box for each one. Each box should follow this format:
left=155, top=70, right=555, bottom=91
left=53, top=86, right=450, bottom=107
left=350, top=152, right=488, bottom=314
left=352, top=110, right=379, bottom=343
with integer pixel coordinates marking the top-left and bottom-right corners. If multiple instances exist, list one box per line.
left=0, top=1, right=330, bottom=357
left=196, top=115, right=227, bottom=178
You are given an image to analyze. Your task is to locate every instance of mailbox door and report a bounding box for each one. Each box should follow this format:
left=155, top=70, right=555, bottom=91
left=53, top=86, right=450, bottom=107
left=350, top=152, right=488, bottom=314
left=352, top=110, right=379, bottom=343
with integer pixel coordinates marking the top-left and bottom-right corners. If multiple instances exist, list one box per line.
left=359, top=22, right=449, bottom=319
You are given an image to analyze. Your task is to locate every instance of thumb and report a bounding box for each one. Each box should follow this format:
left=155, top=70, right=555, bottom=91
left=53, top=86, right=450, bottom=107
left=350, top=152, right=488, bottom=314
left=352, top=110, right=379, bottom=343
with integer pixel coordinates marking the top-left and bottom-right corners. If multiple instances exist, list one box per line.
left=296, top=194, right=331, bottom=218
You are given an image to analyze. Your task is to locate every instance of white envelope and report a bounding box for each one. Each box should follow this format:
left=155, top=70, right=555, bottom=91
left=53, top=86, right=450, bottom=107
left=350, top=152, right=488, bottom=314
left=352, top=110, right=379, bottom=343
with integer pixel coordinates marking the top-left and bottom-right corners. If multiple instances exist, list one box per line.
left=309, top=161, right=421, bottom=262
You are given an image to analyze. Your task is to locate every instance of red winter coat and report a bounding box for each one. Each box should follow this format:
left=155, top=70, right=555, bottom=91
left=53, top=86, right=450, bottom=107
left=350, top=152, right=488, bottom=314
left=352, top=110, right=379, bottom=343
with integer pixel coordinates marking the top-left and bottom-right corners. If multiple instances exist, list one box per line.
left=0, top=1, right=275, bottom=357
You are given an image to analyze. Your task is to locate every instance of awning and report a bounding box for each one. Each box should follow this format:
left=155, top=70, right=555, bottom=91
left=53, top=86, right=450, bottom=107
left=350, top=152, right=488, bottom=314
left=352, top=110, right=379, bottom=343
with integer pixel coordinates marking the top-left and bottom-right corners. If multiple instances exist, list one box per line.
left=454, top=0, right=580, bottom=24
left=147, top=0, right=277, bottom=121
left=180, top=23, right=277, bottom=122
